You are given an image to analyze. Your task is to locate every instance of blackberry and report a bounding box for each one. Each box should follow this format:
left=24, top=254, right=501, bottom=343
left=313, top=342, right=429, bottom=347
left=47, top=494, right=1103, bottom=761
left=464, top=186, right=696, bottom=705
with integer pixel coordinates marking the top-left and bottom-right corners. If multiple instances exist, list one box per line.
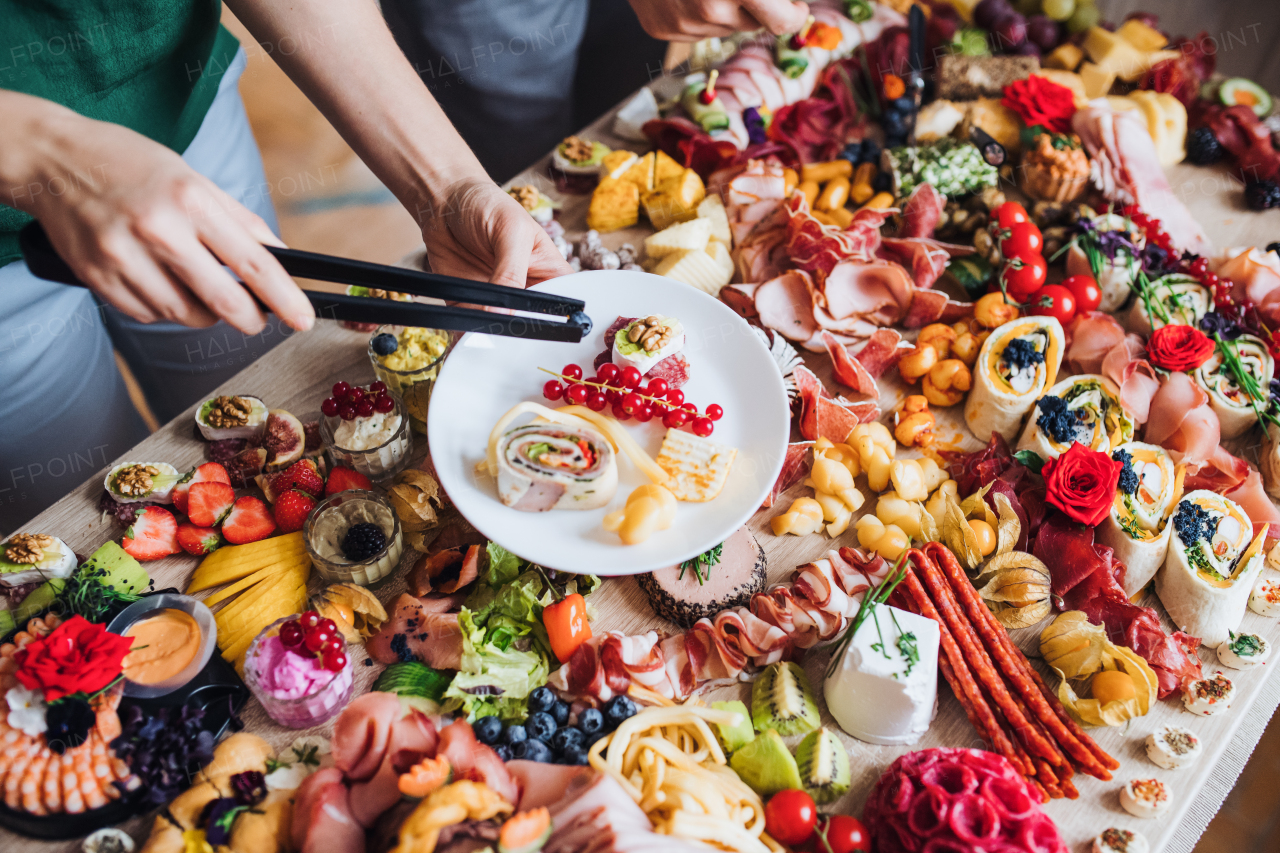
left=1245, top=180, right=1280, bottom=211
left=371, top=332, right=399, bottom=356
left=341, top=522, right=386, bottom=561
left=1185, top=127, right=1224, bottom=166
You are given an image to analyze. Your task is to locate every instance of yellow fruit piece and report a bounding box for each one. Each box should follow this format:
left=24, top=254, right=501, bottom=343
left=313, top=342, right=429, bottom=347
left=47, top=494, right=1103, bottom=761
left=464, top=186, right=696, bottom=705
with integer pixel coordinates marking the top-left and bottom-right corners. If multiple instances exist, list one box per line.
left=189, top=532, right=307, bottom=591
left=214, top=569, right=303, bottom=634
left=203, top=554, right=312, bottom=607
left=587, top=179, right=640, bottom=233
left=218, top=580, right=307, bottom=659
left=642, top=169, right=705, bottom=231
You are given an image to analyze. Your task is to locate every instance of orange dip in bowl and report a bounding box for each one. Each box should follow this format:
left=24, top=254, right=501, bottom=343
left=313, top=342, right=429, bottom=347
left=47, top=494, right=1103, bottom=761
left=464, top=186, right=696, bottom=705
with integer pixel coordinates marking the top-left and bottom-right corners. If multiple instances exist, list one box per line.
left=122, top=608, right=201, bottom=685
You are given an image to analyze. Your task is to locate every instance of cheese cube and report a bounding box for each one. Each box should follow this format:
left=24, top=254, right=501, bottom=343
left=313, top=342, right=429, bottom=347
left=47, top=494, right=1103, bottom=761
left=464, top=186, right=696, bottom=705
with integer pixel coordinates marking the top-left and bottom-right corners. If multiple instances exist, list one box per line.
left=587, top=179, right=639, bottom=233
left=707, top=239, right=735, bottom=286
left=1116, top=18, right=1168, bottom=52
left=642, top=169, right=705, bottom=230
left=652, top=244, right=731, bottom=295
left=619, top=151, right=656, bottom=191
left=654, top=150, right=686, bottom=186
left=645, top=218, right=712, bottom=259
left=961, top=99, right=1023, bottom=155
left=1044, top=43, right=1084, bottom=71
left=655, top=429, right=738, bottom=502
left=600, top=149, right=639, bottom=180
left=1079, top=62, right=1117, bottom=99
left=1083, top=27, right=1148, bottom=82
left=696, top=194, right=733, bottom=245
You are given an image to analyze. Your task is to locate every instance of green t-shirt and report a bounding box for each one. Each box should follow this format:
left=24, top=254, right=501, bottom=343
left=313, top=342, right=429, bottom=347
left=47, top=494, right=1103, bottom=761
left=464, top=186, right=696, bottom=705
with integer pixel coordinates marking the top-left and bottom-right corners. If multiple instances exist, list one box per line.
left=0, top=1, right=241, bottom=266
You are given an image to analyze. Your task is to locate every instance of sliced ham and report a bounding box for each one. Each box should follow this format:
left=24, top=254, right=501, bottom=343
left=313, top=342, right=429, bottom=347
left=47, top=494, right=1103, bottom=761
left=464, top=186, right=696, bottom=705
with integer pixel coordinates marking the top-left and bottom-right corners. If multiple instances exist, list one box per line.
left=762, top=441, right=815, bottom=508
left=349, top=710, right=439, bottom=827
left=437, top=720, right=520, bottom=806
left=1066, top=311, right=1126, bottom=373
left=332, top=692, right=403, bottom=782
left=822, top=259, right=914, bottom=326
left=294, top=769, right=365, bottom=853
left=720, top=284, right=760, bottom=318
left=898, top=183, right=945, bottom=238
left=367, top=593, right=464, bottom=670
left=822, top=331, right=878, bottom=397
left=1145, top=372, right=1221, bottom=469
left=736, top=227, right=788, bottom=283
left=755, top=271, right=820, bottom=343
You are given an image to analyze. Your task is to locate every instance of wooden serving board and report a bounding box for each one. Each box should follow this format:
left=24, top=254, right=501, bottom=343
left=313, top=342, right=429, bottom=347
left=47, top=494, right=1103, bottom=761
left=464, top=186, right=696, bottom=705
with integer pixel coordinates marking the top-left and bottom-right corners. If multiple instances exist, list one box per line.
left=6, top=81, right=1280, bottom=853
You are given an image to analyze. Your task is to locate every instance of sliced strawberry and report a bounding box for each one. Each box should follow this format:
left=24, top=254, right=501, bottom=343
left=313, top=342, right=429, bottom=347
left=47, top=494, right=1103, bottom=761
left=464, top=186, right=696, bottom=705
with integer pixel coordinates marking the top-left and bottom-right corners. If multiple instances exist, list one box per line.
left=274, top=489, right=317, bottom=534
left=176, top=522, right=222, bottom=556
left=187, top=481, right=236, bottom=527
left=271, top=459, right=325, bottom=500
left=222, top=496, right=277, bottom=545
left=326, top=466, right=373, bottom=496
left=173, top=462, right=231, bottom=514
left=122, top=507, right=181, bottom=561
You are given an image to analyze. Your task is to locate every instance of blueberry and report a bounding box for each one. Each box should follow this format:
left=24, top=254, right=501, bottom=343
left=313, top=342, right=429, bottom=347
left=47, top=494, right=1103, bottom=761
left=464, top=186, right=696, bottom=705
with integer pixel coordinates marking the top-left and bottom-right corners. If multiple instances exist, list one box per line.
left=603, top=695, right=637, bottom=729
left=871, top=172, right=892, bottom=193
left=858, top=139, right=881, bottom=165
left=503, top=723, right=528, bottom=746
left=526, top=711, right=557, bottom=742
left=473, top=715, right=503, bottom=745
left=881, top=110, right=907, bottom=136
left=493, top=744, right=513, bottom=762
left=577, top=708, right=603, bottom=735
left=585, top=729, right=607, bottom=749
left=890, top=96, right=915, bottom=115
left=839, top=141, right=862, bottom=163
left=550, top=700, right=570, bottom=727
left=371, top=333, right=398, bottom=356
left=561, top=747, right=589, bottom=766
left=528, top=686, right=556, bottom=712
left=551, top=726, right=585, bottom=754
left=514, top=738, right=553, bottom=763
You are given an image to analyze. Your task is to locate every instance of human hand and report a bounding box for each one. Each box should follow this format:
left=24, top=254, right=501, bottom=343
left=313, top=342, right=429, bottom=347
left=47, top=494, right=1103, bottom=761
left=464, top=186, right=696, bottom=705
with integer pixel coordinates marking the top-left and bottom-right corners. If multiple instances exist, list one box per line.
left=16, top=108, right=313, bottom=335
left=626, top=0, right=809, bottom=40
left=419, top=178, right=573, bottom=288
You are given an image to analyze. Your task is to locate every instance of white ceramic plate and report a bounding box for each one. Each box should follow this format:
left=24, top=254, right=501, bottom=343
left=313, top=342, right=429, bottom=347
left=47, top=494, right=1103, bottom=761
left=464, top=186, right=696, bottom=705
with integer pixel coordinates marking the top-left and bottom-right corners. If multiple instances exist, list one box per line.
left=429, top=270, right=790, bottom=575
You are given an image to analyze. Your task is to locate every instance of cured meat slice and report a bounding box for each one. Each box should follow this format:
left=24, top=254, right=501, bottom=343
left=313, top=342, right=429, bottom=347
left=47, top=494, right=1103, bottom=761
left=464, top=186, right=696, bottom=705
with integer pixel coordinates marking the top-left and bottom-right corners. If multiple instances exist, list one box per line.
left=349, top=709, right=439, bottom=827
left=755, top=271, right=820, bottom=342
left=902, top=288, right=970, bottom=328
left=1145, top=372, right=1221, bottom=469
left=808, top=396, right=878, bottom=442
left=367, top=593, right=464, bottom=670
left=877, top=237, right=966, bottom=289
left=853, top=329, right=907, bottom=378
left=720, top=284, right=760, bottom=318
left=332, top=693, right=402, bottom=782
left=761, top=441, right=814, bottom=508
left=822, top=259, right=915, bottom=326
left=592, top=316, right=690, bottom=388
left=437, top=719, right=520, bottom=805
left=822, top=330, right=878, bottom=398
left=897, top=183, right=945, bottom=238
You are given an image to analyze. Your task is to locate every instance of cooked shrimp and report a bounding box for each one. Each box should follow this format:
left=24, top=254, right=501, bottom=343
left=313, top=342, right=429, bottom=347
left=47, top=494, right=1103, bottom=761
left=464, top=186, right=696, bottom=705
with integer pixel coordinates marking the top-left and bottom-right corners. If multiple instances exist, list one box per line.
left=4, top=741, right=38, bottom=809
left=62, top=747, right=87, bottom=814
left=91, top=684, right=124, bottom=742
left=72, top=745, right=106, bottom=812
left=20, top=750, right=49, bottom=815
left=41, top=750, right=62, bottom=814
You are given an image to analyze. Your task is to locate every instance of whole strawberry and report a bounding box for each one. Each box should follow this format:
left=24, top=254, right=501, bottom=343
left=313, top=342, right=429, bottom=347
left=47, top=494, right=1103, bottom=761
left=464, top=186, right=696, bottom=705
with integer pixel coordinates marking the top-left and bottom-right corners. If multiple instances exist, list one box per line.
left=271, top=460, right=325, bottom=500
left=326, top=466, right=373, bottom=496
left=274, top=489, right=317, bottom=533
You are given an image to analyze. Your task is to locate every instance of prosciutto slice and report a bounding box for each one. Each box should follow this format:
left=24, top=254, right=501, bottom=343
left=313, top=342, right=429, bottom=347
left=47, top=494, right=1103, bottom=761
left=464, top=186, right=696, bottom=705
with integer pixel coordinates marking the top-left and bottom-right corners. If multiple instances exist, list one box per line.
left=1067, top=313, right=1159, bottom=422
left=1224, top=467, right=1280, bottom=545
left=853, top=328, right=907, bottom=378
left=823, top=331, right=877, bottom=397
left=897, top=183, right=945, bottom=238
left=762, top=441, right=815, bottom=508
left=821, top=259, right=915, bottom=326
left=1145, top=372, right=1221, bottom=469
left=876, top=236, right=970, bottom=289
left=1220, top=246, right=1280, bottom=330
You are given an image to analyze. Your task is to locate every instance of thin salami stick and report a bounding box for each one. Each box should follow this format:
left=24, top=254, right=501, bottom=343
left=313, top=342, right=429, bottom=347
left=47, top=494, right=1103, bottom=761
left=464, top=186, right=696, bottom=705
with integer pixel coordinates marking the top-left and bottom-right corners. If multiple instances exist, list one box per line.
left=913, top=549, right=1063, bottom=766
left=1025, top=653, right=1120, bottom=772
left=1002, top=676, right=1068, bottom=772
left=1033, top=758, right=1062, bottom=800
left=1059, top=772, right=1079, bottom=799
left=925, top=542, right=1119, bottom=777
left=897, top=556, right=1031, bottom=775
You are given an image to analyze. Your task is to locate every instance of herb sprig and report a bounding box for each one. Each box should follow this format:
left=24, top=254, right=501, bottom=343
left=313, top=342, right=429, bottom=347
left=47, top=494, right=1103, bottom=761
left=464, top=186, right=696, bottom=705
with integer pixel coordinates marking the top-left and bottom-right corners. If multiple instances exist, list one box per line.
left=824, top=551, right=910, bottom=680
left=1211, top=335, right=1280, bottom=431
left=678, top=543, right=724, bottom=585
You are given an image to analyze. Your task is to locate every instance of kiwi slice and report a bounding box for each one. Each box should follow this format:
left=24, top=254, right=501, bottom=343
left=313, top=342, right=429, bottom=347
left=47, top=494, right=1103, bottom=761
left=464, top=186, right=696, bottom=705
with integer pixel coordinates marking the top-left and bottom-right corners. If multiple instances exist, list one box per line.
left=752, top=661, right=820, bottom=737
left=729, top=730, right=802, bottom=797
left=795, top=727, right=851, bottom=804
left=711, top=700, right=755, bottom=755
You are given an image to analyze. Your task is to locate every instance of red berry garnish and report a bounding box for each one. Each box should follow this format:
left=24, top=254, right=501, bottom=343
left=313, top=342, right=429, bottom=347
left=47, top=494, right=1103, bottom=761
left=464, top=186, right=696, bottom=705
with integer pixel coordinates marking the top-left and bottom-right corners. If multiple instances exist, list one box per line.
left=634, top=405, right=654, bottom=423
left=597, top=363, right=619, bottom=382
left=563, top=364, right=583, bottom=380
left=611, top=402, right=631, bottom=421
left=332, top=382, right=350, bottom=398
left=651, top=400, right=670, bottom=415
left=666, top=389, right=685, bottom=406
left=346, top=386, right=365, bottom=401
left=357, top=398, right=376, bottom=417
left=706, top=404, right=724, bottom=421
left=565, top=384, right=589, bottom=405
left=323, top=637, right=344, bottom=655
left=299, top=611, right=321, bottom=630
left=692, top=417, right=714, bottom=437
left=682, top=402, right=697, bottom=414
left=620, top=366, right=642, bottom=388
left=645, top=378, right=668, bottom=397
left=304, top=629, right=332, bottom=653
left=374, top=394, right=395, bottom=414
left=587, top=391, right=608, bottom=412
left=279, top=621, right=304, bottom=648
left=605, top=388, right=622, bottom=404
left=318, top=618, right=337, bottom=635
left=369, top=380, right=387, bottom=394
left=321, top=397, right=340, bottom=417
left=622, top=392, right=643, bottom=413
left=663, top=410, right=688, bottom=429
left=339, top=403, right=357, bottom=421
left=323, top=650, right=349, bottom=672
left=544, top=380, right=564, bottom=401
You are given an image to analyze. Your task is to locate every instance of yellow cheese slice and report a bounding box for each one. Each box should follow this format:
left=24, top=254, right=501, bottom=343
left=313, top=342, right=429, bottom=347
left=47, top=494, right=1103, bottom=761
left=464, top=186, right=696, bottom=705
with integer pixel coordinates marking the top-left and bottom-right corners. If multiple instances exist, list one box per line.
left=655, top=428, right=738, bottom=502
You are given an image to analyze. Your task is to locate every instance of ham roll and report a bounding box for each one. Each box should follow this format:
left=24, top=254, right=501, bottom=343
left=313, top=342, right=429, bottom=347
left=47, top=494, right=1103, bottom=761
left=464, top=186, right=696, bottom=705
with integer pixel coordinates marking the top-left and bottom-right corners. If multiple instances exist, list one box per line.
left=1123, top=273, right=1212, bottom=337
left=1097, top=442, right=1183, bottom=597
left=1156, top=490, right=1267, bottom=648
left=963, top=316, right=1064, bottom=443
left=496, top=424, right=618, bottom=512
left=1016, top=374, right=1135, bottom=460
left=1194, top=333, right=1274, bottom=439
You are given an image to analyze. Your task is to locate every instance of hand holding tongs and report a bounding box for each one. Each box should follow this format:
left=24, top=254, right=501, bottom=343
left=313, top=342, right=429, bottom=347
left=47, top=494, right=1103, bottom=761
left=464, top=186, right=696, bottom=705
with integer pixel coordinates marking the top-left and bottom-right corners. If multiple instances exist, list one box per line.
left=18, top=221, right=591, bottom=342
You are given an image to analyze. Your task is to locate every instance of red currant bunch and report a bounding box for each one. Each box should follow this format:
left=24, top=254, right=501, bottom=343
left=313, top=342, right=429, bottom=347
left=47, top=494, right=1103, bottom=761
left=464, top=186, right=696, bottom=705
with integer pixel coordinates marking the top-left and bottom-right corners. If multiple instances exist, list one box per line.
left=280, top=611, right=348, bottom=671
left=541, top=362, right=724, bottom=436
left=323, top=381, right=396, bottom=420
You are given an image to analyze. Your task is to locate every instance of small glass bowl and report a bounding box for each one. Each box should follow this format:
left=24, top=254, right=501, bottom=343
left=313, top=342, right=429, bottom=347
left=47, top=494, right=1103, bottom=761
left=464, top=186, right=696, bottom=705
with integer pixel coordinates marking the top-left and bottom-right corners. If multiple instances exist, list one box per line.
left=367, top=324, right=454, bottom=434
left=243, top=615, right=354, bottom=729
left=319, top=390, right=413, bottom=481
left=303, top=489, right=404, bottom=585
left=106, top=594, right=217, bottom=698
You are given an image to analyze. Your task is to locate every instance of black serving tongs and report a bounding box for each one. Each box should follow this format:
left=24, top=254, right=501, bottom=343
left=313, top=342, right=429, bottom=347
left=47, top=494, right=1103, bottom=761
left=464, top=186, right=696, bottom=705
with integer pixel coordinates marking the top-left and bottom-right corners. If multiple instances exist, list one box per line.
left=18, top=221, right=592, bottom=342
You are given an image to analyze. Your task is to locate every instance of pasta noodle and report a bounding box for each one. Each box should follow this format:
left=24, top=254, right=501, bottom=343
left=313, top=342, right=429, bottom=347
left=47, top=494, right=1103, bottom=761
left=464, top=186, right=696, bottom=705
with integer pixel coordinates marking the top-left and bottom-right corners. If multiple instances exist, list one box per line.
left=586, top=704, right=779, bottom=853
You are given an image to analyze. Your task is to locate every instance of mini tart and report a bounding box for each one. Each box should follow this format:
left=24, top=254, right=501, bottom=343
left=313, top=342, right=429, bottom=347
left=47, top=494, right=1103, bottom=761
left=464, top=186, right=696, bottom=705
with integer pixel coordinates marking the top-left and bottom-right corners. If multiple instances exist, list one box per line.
left=613, top=316, right=685, bottom=375
left=0, top=533, right=77, bottom=587
left=105, top=462, right=181, bottom=505
left=1093, top=827, right=1149, bottom=853
left=1145, top=725, right=1202, bottom=770
left=1119, top=778, right=1171, bottom=819
left=1218, top=631, right=1270, bottom=669
left=1182, top=671, right=1235, bottom=716
left=552, top=136, right=610, bottom=176
left=195, top=394, right=268, bottom=441
left=1248, top=575, right=1280, bottom=617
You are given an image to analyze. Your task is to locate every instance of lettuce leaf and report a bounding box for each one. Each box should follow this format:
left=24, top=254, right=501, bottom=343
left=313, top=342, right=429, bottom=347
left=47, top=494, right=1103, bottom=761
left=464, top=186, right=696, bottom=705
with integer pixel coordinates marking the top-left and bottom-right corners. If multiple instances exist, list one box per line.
left=485, top=542, right=522, bottom=587
left=444, top=608, right=549, bottom=721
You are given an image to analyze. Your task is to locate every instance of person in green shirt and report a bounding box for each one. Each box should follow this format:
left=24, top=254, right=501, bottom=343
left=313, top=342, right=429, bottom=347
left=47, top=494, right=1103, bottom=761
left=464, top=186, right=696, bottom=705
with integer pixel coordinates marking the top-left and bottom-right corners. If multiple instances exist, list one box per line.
left=0, top=0, right=572, bottom=533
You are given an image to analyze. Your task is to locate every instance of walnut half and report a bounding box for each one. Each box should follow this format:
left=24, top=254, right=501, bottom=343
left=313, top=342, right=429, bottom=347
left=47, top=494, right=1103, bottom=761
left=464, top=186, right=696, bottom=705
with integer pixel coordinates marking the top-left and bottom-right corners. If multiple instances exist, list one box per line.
left=115, top=464, right=159, bottom=496
left=5, top=533, right=55, bottom=565
left=206, top=395, right=253, bottom=428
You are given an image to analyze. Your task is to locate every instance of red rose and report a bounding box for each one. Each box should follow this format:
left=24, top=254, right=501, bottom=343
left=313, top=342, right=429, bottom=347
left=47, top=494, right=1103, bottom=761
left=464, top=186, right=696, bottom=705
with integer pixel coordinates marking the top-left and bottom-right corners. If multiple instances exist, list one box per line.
left=1001, top=76, right=1077, bottom=134
left=1147, top=324, right=1215, bottom=372
left=1041, top=442, right=1122, bottom=527
left=14, top=615, right=134, bottom=702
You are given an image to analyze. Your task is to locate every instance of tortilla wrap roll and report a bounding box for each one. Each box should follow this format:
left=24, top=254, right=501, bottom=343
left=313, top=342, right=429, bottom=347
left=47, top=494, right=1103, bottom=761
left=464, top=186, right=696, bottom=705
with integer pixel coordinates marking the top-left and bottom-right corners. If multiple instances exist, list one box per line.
left=1016, top=374, right=1135, bottom=460
left=1064, top=213, right=1143, bottom=314
left=497, top=423, right=618, bottom=511
left=1262, top=421, right=1280, bottom=502
left=1194, top=333, right=1274, bottom=439
left=963, top=315, right=1064, bottom=443
left=1156, top=489, right=1268, bottom=648
left=1097, top=442, right=1184, bottom=597
left=1123, top=273, right=1212, bottom=338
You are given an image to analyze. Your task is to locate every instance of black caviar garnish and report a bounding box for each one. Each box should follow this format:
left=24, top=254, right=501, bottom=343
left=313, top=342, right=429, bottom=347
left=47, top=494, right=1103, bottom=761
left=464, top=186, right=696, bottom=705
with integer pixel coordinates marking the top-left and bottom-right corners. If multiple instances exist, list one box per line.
left=1035, top=395, right=1083, bottom=444
left=1113, top=449, right=1139, bottom=495
left=1173, top=501, right=1218, bottom=548
left=1002, top=337, right=1045, bottom=372
left=389, top=632, right=416, bottom=663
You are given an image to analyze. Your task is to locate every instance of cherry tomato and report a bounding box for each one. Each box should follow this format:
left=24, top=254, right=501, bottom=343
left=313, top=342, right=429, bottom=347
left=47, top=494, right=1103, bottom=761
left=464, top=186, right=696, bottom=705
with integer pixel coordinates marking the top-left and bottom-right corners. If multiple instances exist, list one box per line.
left=1028, top=284, right=1077, bottom=325
left=999, top=253, right=1048, bottom=302
left=811, top=815, right=870, bottom=853
left=764, top=790, right=817, bottom=846
left=1060, top=273, right=1102, bottom=313
left=999, top=221, right=1043, bottom=257
left=993, top=201, right=1029, bottom=230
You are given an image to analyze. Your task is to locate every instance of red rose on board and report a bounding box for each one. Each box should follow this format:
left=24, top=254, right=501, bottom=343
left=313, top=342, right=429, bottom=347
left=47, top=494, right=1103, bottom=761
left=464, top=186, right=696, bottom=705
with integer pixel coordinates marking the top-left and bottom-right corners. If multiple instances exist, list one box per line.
left=1001, top=76, right=1077, bottom=134
left=14, top=615, right=134, bottom=702
left=1147, top=324, right=1215, bottom=372
left=1041, top=442, right=1122, bottom=527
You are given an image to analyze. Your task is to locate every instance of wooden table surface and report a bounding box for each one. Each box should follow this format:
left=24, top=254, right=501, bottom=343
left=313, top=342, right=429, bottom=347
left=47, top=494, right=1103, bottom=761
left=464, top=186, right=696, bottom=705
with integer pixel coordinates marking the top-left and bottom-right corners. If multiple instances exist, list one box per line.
left=7, top=77, right=1280, bottom=853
